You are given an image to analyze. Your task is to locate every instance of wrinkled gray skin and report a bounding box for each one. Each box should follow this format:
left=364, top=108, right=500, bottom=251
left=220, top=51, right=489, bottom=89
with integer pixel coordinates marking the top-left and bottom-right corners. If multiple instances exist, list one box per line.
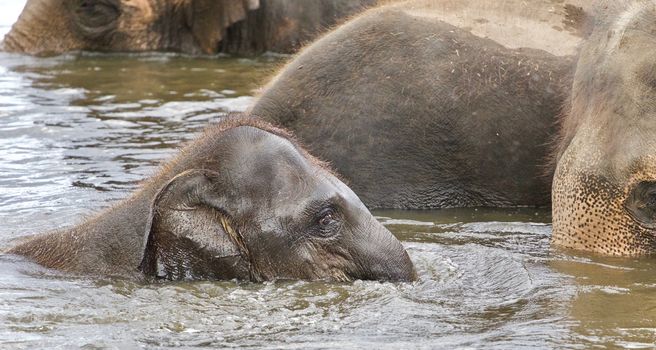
left=252, top=0, right=590, bottom=209
left=6, top=117, right=415, bottom=282
left=552, top=1, right=656, bottom=256
left=3, top=0, right=375, bottom=55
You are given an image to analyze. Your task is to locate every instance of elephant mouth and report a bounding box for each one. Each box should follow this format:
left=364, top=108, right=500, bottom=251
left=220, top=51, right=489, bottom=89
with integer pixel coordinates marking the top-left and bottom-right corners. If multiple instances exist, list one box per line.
left=218, top=215, right=250, bottom=261
left=216, top=213, right=263, bottom=282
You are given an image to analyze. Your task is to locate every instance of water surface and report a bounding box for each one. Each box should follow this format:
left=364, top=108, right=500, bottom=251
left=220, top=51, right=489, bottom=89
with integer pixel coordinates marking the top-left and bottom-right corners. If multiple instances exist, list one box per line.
left=0, top=52, right=655, bottom=349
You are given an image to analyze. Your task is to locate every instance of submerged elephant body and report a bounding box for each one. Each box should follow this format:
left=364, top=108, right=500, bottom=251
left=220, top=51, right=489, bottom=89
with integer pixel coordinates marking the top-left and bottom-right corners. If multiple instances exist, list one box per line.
left=252, top=0, right=589, bottom=209
left=3, top=0, right=374, bottom=55
left=552, top=1, right=656, bottom=256
left=6, top=116, right=415, bottom=281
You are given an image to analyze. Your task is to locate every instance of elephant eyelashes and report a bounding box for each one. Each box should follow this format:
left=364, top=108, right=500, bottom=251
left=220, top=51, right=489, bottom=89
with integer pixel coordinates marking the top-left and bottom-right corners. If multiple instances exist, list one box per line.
left=626, top=181, right=656, bottom=227
left=77, top=0, right=119, bottom=18
left=318, top=208, right=337, bottom=226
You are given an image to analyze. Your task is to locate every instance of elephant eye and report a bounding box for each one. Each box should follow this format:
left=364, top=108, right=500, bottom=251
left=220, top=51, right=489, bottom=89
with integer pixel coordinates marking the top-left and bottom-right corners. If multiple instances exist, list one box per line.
left=74, top=0, right=120, bottom=37
left=315, top=207, right=340, bottom=236
left=319, top=209, right=336, bottom=227
left=626, top=181, right=656, bottom=227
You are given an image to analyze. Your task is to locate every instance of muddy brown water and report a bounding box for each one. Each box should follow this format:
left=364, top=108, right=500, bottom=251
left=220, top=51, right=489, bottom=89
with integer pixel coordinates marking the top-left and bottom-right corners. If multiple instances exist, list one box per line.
left=0, top=52, right=655, bottom=349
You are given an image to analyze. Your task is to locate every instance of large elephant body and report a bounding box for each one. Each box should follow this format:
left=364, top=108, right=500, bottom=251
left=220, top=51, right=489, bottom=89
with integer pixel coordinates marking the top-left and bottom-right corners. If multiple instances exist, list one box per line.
left=3, top=0, right=375, bottom=55
left=251, top=0, right=591, bottom=209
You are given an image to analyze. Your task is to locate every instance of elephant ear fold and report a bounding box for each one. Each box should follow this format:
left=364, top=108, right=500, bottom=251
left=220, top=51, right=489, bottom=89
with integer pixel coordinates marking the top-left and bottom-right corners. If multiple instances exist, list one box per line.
left=183, top=0, right=260, bottom=54
left=139, top=169, right=251, bottom=281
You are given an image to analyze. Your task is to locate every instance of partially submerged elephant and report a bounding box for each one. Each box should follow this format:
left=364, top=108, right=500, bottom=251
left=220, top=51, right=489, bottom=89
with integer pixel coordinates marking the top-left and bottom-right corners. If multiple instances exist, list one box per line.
left=251, top=0, right=590, bottom=209
left=3, top=0, right=375, bottom=55
left=6, top=116, right=416, bottom=281
left=552, top=1, right=656, bottom=256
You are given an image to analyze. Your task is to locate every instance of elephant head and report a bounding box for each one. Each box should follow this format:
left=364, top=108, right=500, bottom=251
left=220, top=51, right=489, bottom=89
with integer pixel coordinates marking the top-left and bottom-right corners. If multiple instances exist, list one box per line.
left=7, top=116, right=416, bottom=282
left=3, top=0, right=259, bottom=55
left=139, top=118, right=416, bottom=281
left=552, top=1, right=656, bottom=255
left=2, top=0, right=376, bottom=55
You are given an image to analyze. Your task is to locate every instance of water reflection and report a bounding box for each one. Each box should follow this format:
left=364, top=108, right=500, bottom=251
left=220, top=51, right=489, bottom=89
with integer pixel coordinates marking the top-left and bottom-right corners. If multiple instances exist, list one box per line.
left=551, top=253, right=656, bottom=347
left=0, top=52, right=279, bottom=234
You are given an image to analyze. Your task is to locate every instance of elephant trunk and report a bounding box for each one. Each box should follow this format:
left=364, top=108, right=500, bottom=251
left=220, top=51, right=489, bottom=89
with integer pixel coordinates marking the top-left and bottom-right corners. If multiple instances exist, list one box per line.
left=351, top=218, right=417, bottom=282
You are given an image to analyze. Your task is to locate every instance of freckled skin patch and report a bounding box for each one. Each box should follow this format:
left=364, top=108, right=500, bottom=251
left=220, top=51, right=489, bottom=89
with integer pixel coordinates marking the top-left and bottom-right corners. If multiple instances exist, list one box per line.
left=553, top=171, right=656, bottom=256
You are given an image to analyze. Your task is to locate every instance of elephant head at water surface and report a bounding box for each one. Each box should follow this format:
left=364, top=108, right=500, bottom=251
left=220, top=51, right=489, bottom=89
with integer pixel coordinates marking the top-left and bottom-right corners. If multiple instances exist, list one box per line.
left=2, top=0, right=375, bottom=55
left=5, top=116, right=416, bottom=282
left=552, top=0, right=656, bottom=256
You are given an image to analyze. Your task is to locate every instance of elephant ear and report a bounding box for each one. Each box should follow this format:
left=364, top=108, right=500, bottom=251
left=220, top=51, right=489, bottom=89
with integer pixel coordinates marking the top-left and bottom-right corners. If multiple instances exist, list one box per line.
left=140, top=169, right=252, bottom=281
left=183, top=0, right=260, bottom=54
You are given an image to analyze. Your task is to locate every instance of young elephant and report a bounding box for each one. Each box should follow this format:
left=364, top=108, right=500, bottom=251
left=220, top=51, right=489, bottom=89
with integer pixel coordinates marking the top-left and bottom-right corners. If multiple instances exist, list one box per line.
left=552, top=1, right=656, bottom=256
left=3, top=0, right=375, bottom=55
left=5, top=116, right=416, bottom=282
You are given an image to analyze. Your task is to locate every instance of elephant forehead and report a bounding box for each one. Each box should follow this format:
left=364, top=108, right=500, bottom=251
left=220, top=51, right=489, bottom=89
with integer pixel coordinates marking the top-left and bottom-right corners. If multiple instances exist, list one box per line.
left=315, top=172, right=366, bottom=209
left=218, top=126, right=321, bottom=193
left=604, top=2, right=656, bottom=54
